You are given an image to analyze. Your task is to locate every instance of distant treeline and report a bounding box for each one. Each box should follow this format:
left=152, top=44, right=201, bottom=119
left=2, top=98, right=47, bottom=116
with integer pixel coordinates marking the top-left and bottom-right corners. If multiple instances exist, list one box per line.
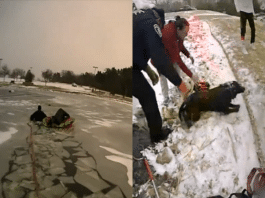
left=0, top=65, right=132, bottom=98
left=45, top=67, right=132, bottom=97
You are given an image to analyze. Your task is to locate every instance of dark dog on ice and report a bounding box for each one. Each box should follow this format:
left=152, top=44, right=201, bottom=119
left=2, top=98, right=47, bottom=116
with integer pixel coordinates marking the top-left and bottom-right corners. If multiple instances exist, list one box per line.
left=179, top=81, right=245, bottom=128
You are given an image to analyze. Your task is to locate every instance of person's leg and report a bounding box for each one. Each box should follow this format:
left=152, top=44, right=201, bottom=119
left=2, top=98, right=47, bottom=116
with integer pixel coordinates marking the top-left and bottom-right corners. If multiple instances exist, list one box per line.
left=133, top=69, right=162, bottom=143
left=247, top=13, right=256, bottom=43
left=240, top=11, right=247, bottom=40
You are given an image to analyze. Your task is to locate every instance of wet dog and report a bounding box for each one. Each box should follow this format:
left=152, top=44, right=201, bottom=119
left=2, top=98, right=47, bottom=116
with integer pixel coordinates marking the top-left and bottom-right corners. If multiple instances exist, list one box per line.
left=179, top=81, right=245, bottom=127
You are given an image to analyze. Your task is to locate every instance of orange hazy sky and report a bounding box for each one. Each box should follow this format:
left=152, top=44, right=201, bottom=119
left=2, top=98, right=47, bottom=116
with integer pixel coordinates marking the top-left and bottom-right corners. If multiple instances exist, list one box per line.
left=0, top=0, right=132, bottom=78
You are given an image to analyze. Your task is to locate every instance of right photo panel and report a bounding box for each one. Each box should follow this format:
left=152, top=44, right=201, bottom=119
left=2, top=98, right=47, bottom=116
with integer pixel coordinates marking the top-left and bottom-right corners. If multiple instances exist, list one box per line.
left=132, top=0, right=265, bottom=197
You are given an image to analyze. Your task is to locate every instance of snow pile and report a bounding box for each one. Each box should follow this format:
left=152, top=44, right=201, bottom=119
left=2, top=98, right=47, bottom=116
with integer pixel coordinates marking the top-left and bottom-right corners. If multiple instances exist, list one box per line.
left=32, top=81, right=93, bottom=93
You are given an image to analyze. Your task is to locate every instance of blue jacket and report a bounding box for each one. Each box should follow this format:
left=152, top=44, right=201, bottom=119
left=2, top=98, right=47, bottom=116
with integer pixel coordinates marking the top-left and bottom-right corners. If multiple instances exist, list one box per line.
left=133, top=8, right=182, bottom=86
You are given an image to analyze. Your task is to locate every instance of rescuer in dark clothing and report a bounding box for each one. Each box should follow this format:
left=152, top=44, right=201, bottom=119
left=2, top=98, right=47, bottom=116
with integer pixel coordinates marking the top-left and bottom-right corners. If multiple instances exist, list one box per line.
left=30, top=105, right=47, bottom=122
left=133, top=8, right=189, bottom=143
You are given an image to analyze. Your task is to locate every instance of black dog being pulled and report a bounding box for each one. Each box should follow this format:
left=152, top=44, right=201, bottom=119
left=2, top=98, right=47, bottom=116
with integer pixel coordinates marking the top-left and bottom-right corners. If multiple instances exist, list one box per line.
left=179, top=81, right=245, bottom=127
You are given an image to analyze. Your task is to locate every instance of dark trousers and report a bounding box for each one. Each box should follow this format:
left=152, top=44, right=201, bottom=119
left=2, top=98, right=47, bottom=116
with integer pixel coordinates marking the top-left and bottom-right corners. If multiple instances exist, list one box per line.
left=240, top=11, right=255, bottom=43
left=133, top=69, right=162, bottom=140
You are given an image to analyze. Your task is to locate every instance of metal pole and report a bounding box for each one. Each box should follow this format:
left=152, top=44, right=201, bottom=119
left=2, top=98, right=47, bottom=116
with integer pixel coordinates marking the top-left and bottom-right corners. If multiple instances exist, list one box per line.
left=143, top=158, right=160, bottom=198
left=93, top=66, right=98, bottom=75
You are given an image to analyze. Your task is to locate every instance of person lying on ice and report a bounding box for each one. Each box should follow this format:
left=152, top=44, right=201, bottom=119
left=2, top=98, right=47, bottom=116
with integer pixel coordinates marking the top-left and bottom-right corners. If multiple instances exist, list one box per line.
left=150, top=15, right=200, bottom=106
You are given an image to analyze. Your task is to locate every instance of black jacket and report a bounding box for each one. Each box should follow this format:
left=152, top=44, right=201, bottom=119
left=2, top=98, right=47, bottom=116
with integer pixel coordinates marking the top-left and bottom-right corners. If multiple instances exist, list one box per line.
left=30, top=110, right=47, bottom=122
left=133, top=8, right=182, bottom=86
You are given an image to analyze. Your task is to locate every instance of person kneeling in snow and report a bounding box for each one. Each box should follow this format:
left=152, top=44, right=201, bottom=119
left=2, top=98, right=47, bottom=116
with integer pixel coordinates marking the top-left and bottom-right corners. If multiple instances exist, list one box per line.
left=30, top=105, right=47, bottom=122
left=150, top=16, right=200, bottom=106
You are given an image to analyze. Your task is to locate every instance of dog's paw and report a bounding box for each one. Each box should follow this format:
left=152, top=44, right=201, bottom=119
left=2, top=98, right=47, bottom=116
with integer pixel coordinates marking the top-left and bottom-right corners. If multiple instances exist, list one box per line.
left=233, top=105, right=240, bottom=111
left=232, top=104, right=240, bottom=108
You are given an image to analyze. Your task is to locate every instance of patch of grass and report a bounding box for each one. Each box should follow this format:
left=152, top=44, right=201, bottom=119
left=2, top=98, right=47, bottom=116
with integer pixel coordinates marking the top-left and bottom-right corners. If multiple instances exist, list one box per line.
left=0, top=82, right=9, bottom=87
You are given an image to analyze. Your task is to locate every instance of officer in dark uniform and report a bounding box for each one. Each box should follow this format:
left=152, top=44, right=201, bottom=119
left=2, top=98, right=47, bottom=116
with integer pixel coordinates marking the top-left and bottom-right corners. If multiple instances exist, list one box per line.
left=133, top=7, right=189, bottom=143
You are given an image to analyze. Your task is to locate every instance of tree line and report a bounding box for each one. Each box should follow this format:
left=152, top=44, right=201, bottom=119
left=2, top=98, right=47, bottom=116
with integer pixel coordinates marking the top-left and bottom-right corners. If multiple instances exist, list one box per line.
left=0, top=65, right=26, bottom=82
left=0, top=65, right=132, bottom=98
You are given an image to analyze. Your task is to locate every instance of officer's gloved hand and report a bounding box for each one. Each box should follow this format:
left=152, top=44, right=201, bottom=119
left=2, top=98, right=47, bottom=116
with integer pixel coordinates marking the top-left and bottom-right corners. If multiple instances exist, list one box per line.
left=145, top=65, right=159, bottom=86
left=178, top=81, right=191, bottom=101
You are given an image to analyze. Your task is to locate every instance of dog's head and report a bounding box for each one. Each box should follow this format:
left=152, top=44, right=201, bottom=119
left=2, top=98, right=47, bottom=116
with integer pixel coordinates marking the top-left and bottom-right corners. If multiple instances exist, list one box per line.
left=220, top=81, right=245, bottom=98
left=232, top=81, right=245, bottom=93
left=228, top=81, right=245, bottom=98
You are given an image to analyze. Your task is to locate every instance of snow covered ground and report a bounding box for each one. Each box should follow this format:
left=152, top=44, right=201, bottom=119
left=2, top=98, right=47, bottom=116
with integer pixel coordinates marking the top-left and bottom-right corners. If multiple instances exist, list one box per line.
left=0, top=78, right=92, bottom=93
left=133, top=13, right=265, bottom=197
left=1, top=78, right=132, bottom=107
left=33, top=81, right=94, bottom=93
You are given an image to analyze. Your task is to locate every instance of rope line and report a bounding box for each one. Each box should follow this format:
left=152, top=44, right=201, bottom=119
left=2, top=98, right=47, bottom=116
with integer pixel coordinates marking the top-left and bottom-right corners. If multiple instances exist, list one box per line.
left=27, top=123, right=40, bottom=198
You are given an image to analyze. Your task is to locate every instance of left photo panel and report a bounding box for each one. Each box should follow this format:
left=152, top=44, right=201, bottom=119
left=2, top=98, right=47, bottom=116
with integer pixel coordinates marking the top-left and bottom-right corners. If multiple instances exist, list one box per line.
left=0, top=1, right=132, bottom=198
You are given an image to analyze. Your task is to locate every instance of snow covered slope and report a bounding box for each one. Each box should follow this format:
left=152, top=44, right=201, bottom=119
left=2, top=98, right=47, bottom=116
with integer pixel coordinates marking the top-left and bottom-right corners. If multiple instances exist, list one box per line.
left=133, top=11, right=265, bottom=197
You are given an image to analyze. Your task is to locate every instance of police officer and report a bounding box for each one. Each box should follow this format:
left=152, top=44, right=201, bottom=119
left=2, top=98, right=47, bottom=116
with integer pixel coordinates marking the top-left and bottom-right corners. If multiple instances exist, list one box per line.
left=133, top=7, right=189, bottom=143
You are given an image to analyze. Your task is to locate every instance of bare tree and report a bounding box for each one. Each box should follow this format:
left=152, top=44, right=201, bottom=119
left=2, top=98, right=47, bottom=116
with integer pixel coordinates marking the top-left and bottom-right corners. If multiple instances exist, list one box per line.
left=10, top=68, right=26, bottom=81
left=17, top=69, right=26, bottom=80
left=10, top=68, right=20, bottom=81
left=1, top=65, right=10, bottom=82
left=42, top=69, right=53, bottom=86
